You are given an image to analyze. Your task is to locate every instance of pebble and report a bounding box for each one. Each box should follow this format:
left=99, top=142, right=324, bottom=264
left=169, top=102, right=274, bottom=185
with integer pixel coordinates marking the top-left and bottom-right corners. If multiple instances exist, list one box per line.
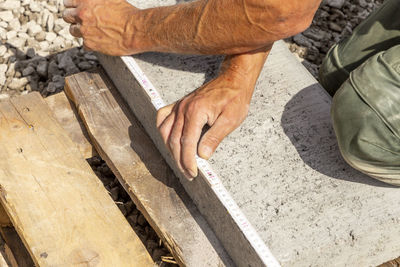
left=293, top=34, right=313, bottom=48
left=8, top=77, right=28, bottom=91
left=0, top=46, right=6, bottom=57
left=0, top=11, right=14, bottom=22
left=0, top=0, right=21, bottom=10
left=8, top=37, right=26, bottom=49
left=45, top=32, right=57, bottom=42
left=28, top=2, right=41, bottom=13
left=77, top=61, right=92, bottom=70
left=22, top=66, right=35, bottom=77
left=8, top=18, right=20, bottom=31
left=6, top=30, right=17, bottom=40
left=27, top=23, right=42, bottom=36
left=0, top=64, right=7, bottom=86
left=0, top=27, right=6, bottom=39
left=36, top=61, right=48, bottom=78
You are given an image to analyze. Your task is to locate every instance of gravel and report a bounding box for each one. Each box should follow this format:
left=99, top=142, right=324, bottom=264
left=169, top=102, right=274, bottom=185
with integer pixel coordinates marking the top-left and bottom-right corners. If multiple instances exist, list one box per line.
left=0, top=0, right=98, bottom=97
left=286, top=0, right=383, bottom=78
left=87, top=156, right=177, bottom=267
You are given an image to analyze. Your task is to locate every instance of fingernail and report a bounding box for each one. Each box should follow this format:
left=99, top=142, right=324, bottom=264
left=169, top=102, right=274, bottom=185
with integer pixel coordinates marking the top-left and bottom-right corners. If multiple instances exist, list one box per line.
left=200, top=146, right=212, bottom=159
left=188, top=168, right=198, bottom=178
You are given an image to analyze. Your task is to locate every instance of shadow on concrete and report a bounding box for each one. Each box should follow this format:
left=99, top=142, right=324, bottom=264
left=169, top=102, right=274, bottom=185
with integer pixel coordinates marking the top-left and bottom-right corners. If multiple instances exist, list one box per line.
left=281, top=85, right=396, bottom=188
left=134, top=52, right=223, bottom=85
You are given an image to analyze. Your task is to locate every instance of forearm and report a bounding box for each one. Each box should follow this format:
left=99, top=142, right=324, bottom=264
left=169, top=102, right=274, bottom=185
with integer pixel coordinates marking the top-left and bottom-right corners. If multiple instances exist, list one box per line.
left=219, top=44, right=273, bottom=96
left=135, top=0, right=320, bottom=55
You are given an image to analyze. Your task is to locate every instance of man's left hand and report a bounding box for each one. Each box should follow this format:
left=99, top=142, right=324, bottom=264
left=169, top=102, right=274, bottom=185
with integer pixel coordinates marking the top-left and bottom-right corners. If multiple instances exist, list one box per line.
left=157, top=73, right=254, bottom=179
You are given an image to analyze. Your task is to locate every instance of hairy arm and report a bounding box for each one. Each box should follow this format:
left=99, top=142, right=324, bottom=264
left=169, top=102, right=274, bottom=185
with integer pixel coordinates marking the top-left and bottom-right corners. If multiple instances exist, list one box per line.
left=137, top=0, right=320, bottom=54
left=64, top=0, right=320, bottom=55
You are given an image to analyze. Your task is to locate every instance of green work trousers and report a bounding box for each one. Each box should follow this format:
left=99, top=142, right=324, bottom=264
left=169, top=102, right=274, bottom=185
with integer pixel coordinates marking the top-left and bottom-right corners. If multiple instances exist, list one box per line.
left=319, top=0, right=400, bottom=186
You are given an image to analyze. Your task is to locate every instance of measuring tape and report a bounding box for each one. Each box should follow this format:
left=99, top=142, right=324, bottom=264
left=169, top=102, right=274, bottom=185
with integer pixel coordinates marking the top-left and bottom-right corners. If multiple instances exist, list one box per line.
left=121, top=56, right=280, bottom=267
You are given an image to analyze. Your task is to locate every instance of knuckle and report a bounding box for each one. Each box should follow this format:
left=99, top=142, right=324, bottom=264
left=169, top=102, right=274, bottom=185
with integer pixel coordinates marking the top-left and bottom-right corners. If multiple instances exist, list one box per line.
left=204, top=135, right=220, bottom=146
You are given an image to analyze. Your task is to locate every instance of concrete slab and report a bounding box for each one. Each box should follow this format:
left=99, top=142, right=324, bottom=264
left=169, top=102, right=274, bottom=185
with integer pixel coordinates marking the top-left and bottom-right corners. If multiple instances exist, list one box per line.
left=100, top=1, right=400, bottom=265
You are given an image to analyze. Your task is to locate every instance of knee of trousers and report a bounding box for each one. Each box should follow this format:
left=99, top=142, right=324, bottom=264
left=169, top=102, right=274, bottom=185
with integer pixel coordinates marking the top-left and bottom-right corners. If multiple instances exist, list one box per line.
left=331, top=45, right=400, bottom=186
left=319, top=44, right=351, bottom=96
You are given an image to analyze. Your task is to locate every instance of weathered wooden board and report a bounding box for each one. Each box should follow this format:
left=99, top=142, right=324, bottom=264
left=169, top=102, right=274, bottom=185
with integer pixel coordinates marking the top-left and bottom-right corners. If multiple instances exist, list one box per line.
left=65, top=71, right=232, bottom=267
left=0, top=227, right=33, bottom=267
left=0, top=92, right=153, bottom=266
left=45, top=91, right=96, bottom=159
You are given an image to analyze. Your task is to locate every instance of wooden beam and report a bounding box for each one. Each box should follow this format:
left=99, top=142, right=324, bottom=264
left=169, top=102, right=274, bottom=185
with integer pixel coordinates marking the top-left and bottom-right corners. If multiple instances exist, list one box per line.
left=0, top=92, right=153, bottom=266
left=45, top=91, right=96, bottom=159
left=65, top=71, right=232, bottom=266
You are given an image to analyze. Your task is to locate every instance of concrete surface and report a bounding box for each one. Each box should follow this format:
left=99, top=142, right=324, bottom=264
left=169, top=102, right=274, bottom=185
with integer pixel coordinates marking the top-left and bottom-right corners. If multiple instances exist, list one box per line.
left=105, top=1, right=400, bottom=266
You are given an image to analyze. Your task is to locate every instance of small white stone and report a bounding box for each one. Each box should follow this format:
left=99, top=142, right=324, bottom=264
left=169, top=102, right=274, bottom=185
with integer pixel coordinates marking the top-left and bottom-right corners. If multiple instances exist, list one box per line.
left=0, top=45, right=6, bottom=57
left=0, top=0, right=21, bottom=10
left=52, top=36, right=64, bottom=47
left=0, top=64, right=7, bottom=86
left=39, top=41, right=49, bottom=51
left=58, top=27, right=73, bottom=40
left=29, top=2, right=41, bottom=12
left=8, top=18, right=20, bottom=31
left=45, top=32, right=57, bottom=42
left=21, top=0, right=30, bottom=6
left=0, top=22, right=8, bottom=28
left=0, top=27, right=6, bottom=39
left=27, top=24, right=42, bottom=37
left=54, top=18, right=68, bottom=33
left=5, top=63, right=14, bottom=77
left=8, top=77, right=28, bottom=91
left=6, top=30, right=17, bottom=40
left=36, top=50, right=49, bottom=57
left=8, top=37, right=26, bottom=48
left=0, top=11, right=13, bottom=22
left=47, top=13, right=54, bottom=32
left=18, top=23, right=28, bottom=33
left=41, top=9, right=50, bottom=28
left=17, top=32, right=29, bottom=40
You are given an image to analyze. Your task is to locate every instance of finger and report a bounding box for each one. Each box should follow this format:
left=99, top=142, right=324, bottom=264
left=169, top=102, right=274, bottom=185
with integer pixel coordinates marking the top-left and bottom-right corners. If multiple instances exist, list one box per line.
left=64, top=0, right=78, bottom=8
left=63, top=8, right=80, bottom=24
left=158, top=111, right=176, bottom=145
left=181, top=113, right=207, bottom=178
left=168, top=113, right=185, bottom=174
left=69, top=24, right=82, bottom=37
left=156, top=104, right=174, bottom=128
left=198, top=115, right=236, bottom=160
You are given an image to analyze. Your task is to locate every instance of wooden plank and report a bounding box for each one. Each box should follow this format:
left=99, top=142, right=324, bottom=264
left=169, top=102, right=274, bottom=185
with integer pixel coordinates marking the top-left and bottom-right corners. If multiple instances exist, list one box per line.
left=45, top=91, right=96, bottom=159
left=0, top=92, right=153, bottom=266
left=64, top=71, right=232, bottom=267
left=0, top=227, right=33, bottom=267
left=0, top=205, right=11, bottom=228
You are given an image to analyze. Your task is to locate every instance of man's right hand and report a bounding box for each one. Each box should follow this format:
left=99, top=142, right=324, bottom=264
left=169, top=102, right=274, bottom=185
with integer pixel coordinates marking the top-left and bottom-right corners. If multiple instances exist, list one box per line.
left=63, top=0, right=145, bottom=56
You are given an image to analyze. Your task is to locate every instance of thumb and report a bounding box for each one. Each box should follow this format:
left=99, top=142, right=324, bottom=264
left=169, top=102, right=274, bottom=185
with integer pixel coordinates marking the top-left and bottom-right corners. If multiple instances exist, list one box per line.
left=198, top=116, right=235, bottom=160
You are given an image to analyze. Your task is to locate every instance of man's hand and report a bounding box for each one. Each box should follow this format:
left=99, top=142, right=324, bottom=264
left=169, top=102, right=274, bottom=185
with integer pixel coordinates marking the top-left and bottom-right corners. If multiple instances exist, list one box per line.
left=157, top=47, right=272, bottom=179
left=63, top=0, right=144, bottom=55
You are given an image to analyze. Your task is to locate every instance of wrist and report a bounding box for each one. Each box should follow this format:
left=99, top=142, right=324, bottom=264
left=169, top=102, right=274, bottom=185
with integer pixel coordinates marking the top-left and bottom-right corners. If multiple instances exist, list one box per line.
left=127, top=8, right=157, bottom=54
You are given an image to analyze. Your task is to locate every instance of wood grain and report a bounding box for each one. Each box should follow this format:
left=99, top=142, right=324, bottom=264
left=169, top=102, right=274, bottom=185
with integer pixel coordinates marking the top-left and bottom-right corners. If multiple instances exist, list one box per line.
left=0, top=92, right=153, bottom=266
left=65, top=71, right=232, bottom=267
left=45, top=91, right=96, bottom=159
